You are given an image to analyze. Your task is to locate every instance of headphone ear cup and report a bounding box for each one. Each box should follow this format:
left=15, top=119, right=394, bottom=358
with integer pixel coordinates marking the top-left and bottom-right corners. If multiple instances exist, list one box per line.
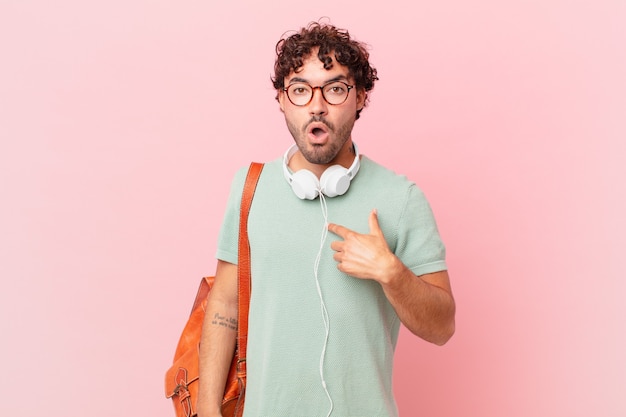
left=320, top=165, right=350, bottom=197
left=290, top=169, right=320, bottom=200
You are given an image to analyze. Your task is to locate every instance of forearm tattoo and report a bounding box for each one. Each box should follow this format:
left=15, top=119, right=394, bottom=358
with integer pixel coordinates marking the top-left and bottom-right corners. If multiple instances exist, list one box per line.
left=211, top=312, right=238, bottom=331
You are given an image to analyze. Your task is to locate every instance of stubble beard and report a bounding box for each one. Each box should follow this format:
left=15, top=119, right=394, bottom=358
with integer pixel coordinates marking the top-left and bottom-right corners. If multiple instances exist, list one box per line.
left=286, top=116, right=356, bottom=165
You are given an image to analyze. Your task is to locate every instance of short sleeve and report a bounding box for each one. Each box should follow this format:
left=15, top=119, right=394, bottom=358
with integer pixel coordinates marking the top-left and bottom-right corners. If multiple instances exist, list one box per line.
left=215, top=167, right=249, bottom=264
left=395, top=184, right=447, bottom=276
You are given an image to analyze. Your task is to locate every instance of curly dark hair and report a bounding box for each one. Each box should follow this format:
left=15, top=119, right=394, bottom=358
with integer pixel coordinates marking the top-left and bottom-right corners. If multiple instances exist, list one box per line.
left=272, top=21, right=378, bottom=120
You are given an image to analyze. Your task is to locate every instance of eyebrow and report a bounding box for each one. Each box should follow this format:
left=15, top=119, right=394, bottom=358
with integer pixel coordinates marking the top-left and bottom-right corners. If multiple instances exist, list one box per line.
left=287, top=75, right=350, bottom=85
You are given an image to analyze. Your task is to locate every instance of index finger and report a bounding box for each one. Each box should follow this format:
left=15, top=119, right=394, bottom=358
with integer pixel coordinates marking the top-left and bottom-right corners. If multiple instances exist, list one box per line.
left=327, top=222, right=352, bottom=238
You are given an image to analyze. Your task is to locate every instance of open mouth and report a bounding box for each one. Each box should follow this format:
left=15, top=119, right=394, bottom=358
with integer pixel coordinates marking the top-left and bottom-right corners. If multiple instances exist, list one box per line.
left=307, top=121, right=330, bottom=143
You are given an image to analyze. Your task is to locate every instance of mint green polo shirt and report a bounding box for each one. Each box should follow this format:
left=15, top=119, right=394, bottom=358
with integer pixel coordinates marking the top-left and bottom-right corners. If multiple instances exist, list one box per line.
left=217, top=155, right=447, bottom=417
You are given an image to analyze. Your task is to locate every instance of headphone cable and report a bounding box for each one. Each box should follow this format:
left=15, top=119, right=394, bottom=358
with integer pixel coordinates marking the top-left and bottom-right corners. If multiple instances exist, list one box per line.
left=314, top=191, right=333, bottom=417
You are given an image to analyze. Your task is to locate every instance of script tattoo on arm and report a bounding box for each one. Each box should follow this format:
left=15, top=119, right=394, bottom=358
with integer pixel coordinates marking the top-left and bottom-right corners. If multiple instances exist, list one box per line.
left=211, top=312, right=238, bottom=331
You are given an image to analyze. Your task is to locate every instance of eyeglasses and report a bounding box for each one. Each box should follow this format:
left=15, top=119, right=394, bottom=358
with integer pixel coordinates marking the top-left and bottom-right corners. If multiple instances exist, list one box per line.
left=283, top=81, right=354, bottom=106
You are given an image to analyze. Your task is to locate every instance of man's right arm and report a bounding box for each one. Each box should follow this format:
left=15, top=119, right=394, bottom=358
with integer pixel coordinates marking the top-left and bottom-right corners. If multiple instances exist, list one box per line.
left=197, top=260, right=239, bottom=417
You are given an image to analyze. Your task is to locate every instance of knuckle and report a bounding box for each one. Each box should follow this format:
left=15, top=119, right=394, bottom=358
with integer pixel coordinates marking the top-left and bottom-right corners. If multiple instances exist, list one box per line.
left=345, top=231, right=357, bottom=240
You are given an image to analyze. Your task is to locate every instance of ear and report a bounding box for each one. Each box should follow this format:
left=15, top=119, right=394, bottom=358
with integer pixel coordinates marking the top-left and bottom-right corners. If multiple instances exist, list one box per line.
left=356, top=88, right=366, bottom=111
left=277, top=89, right=286, bottom=113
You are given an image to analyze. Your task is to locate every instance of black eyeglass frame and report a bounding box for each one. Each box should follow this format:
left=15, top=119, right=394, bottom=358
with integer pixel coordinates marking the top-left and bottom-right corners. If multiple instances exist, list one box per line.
left=282, top=81, right=355, bottom=106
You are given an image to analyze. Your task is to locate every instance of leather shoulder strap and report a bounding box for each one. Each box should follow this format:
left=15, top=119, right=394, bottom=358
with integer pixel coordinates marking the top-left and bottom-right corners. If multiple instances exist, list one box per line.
left=237, top=162, right=263, bottom=370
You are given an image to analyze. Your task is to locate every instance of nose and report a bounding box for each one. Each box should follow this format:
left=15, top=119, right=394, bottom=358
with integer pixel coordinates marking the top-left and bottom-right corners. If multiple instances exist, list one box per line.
left=308, top=87, right=328, bottom=116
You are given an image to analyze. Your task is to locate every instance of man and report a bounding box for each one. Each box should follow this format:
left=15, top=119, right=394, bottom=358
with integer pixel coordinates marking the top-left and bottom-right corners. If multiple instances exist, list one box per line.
left=198, top=22, right=455, bottom=417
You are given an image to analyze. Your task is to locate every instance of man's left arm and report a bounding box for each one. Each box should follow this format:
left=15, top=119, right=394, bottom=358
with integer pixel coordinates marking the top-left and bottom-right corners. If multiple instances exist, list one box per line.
left=328, top=209, right=455, bottom=345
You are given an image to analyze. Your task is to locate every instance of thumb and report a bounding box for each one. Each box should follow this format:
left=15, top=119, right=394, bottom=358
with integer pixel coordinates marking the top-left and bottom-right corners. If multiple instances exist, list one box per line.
left=369, top=209, right=383, bottom=236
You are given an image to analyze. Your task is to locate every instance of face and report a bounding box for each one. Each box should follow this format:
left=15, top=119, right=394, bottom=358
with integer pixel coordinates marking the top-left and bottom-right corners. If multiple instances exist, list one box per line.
left=278, top=51, right=365, bottom=169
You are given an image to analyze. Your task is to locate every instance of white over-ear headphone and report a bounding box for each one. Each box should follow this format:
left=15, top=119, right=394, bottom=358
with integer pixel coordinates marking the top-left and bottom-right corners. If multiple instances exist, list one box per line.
left=283, top=143, right=361, bottom=200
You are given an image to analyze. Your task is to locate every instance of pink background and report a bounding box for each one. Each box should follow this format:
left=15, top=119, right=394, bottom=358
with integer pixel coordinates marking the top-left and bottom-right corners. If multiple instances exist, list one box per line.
left=1, top=1, right=625, bottom=416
